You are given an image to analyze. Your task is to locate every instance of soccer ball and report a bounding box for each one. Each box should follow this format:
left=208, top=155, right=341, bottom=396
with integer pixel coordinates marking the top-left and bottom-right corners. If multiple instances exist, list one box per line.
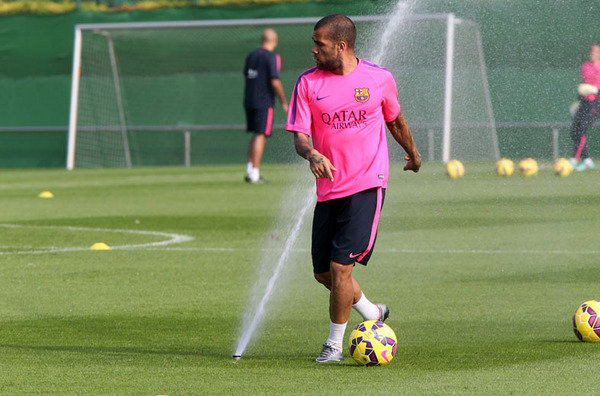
left=573, top=300, right=600, bottom=342
left=495, top=158, right=514, bottom=177
left=553, top=158, right=573, bottom=177
left=348, top=320, right=397, bottom=366
left=446, top=160, right=465, bottom=179
left=518, top=158, right=538, bottom=177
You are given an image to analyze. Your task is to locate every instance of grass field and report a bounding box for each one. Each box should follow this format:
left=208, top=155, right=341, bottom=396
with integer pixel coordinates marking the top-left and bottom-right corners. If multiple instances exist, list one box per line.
left=1, top=162, right=599, bottom=393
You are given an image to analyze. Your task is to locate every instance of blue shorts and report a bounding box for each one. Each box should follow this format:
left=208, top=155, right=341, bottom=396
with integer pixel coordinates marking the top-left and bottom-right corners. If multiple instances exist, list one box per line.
left=311, top=187, right=385, bottom=274
left=245, top=107, right=274, bottom=137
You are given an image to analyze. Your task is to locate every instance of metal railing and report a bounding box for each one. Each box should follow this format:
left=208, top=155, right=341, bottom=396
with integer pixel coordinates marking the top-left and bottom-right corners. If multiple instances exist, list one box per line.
left=0, top=121, right=597, bottom=166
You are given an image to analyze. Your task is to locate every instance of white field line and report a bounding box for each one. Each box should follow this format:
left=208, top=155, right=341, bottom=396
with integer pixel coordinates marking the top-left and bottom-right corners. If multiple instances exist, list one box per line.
left=0, top=224, right=193, bottom=256
left=1, top=223, right=597, bottom=256
left=149, top=246, right=600, bottom=255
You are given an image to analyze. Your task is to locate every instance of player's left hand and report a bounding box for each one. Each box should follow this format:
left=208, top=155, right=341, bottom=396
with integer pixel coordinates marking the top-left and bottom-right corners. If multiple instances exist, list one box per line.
left=403, top=154, right=421, bottom=172
left=282, top=103, right=289, bottom=114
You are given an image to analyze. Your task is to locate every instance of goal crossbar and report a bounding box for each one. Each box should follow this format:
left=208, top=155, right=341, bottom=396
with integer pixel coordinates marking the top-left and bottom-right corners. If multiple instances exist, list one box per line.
left=73, top=14, right=451, bottom=32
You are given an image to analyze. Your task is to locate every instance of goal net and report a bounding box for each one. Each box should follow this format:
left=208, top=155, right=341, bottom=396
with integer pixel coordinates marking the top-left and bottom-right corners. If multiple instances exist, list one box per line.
left=67, top=15, right=498, bottom=169
left=360, top=13, right=499, bottom=162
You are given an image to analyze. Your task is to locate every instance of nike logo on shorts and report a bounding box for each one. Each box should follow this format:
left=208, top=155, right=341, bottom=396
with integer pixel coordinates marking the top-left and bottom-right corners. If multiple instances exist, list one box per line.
left=349, top=252, right=360, bottom=259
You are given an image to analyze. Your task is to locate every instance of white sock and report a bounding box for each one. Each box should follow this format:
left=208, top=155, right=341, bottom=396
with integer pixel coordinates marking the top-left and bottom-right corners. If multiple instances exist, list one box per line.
left=249, top=167, right=260, bottom=182
left=325, top=320, right=346, bottom=350
left=352, top=292, right=380, bottom=321
left=246, top=162, right=253, bottom=175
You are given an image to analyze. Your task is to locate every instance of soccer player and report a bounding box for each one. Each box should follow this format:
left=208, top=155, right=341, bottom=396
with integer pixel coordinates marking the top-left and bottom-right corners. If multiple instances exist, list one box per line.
left=243, top=28, right=289, bottom=183
left=570, top=43, right=600, bottom=171
left=285, top=14, right=421, bottom=362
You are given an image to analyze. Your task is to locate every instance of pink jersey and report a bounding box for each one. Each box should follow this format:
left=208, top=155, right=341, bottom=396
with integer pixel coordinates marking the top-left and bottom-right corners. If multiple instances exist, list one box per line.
left=581, top=61, right=600, bottom=101
left=286, top=59, right=401, bottom=202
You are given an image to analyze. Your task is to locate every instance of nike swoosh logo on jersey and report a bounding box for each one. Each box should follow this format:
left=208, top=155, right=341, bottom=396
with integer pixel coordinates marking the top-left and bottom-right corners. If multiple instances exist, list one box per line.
left=349, top=252, right=360, bottom=259
left=316, top=95, right=330, bottom=101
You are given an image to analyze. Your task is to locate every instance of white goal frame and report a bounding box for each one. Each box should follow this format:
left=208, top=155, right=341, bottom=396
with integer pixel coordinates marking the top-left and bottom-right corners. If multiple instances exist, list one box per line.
left=66, top=14, right=499, bottom=169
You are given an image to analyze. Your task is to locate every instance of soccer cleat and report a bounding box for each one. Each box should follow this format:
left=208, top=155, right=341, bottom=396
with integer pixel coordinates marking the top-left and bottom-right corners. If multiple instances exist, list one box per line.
left=570, top=158, right=579, bottom=169
left=376, top=303, right=390, bottom=322
left=315, top=343, right=344, bottom=363
left=576, top=160, right=595, bottom=171
left=244, top=175, right=267, bottom=184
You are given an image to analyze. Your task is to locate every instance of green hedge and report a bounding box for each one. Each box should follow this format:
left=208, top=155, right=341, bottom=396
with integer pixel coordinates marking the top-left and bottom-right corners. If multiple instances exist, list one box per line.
left=0, top=0, right=359, bottom=15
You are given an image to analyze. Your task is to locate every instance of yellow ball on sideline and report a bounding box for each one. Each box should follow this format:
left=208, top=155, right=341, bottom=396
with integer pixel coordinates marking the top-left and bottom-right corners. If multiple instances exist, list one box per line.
left=553, top=158, right=573, bottom=177
left=518, top=158, right=538, bottom=177
left=446, top=160, right=465, bottom=179
left=495, top=158, right=514, bottom=177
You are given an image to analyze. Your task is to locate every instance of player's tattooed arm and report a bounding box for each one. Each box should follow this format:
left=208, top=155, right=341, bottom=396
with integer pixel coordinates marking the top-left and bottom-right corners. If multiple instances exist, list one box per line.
left=293, top=132, right=337, bottom=181
left=386, top=111, right=422, bottom=173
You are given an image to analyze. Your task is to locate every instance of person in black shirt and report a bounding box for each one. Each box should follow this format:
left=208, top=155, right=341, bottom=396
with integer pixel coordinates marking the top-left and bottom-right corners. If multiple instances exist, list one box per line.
left=243, top=29, right=288, bottom=183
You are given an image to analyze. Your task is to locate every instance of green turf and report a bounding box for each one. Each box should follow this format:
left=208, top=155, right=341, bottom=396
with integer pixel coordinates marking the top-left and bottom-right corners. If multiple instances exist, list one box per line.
left=0, top=162, right=599, bottom=393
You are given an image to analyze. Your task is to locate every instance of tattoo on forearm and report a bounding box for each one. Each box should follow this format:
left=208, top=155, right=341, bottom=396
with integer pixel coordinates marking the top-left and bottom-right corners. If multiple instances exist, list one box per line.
left=310, top=154, right=323, bottom=164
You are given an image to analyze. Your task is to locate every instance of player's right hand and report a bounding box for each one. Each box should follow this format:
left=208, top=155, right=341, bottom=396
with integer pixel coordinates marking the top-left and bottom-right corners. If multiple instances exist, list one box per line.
left=309, top=152, right=337, bottom=182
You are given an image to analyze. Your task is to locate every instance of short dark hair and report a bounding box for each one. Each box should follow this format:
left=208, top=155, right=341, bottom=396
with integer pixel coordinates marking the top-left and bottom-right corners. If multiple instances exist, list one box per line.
left=314, top=14, right=356, bottom=49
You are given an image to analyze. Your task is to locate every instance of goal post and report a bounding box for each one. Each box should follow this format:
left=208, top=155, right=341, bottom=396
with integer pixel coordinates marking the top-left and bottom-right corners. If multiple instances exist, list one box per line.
left=442, top=13, right=455, bottom=164
left=360, top=13, right=500, bottom=163
left=66, top=27, right=82, bottom=171
left=67, top=14, right=499, bottom=169
left=441, top=15, right=500, bottom=162
left=447, top=16, right=500, bottom=162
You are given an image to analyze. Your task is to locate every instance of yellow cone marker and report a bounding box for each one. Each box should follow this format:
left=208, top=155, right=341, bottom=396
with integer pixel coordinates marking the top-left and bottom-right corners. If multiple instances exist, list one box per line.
left=38, top=191, right=54, bottom=199
left=90, top=242, right=111, bottom=250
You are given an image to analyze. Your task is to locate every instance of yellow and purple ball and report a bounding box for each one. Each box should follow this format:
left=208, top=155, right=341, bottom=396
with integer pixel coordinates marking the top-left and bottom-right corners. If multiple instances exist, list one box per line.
left=573, top=300, right=600, bottom=342
left=518, top=158, right=538, bottom=177
left=349, top=320, right=397, bottom=366
left=446, top=160, right=465, bottom=179
left=495, top=158, right=514, bottom=177
left=553, top=158, right=573, bottom=177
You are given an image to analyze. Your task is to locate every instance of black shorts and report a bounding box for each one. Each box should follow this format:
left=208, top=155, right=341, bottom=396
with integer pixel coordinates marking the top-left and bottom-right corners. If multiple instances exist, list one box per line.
left=245, top=107, right=273, bottom=137
left=311, top=187, right=385, bottom=274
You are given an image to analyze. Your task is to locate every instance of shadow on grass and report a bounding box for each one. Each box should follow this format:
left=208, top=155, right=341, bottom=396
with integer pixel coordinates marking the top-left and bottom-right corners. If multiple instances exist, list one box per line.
left=542, top=339, right=586, bottom=344
left=0, top=343, right=208, bottom=358
left=0, top=315, right=239, bottom=361
left=2, top=315, right=599, bottom=372
left=0, top=344, right=362, bottom=368
left=396, top=339, right=600, bottom=372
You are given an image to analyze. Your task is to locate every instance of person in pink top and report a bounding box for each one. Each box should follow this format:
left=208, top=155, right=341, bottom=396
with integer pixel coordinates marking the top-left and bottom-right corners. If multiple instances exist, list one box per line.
left=286, top=14, right=421, bottom=363
left=570, top=43, right=600, bottom=171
